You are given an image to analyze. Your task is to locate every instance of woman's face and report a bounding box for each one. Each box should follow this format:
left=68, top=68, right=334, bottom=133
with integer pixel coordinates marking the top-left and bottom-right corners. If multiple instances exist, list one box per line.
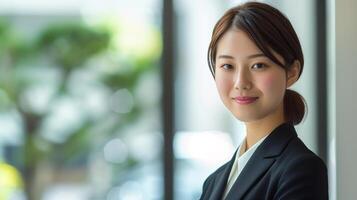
left=214, top=28, right=287, bottom=123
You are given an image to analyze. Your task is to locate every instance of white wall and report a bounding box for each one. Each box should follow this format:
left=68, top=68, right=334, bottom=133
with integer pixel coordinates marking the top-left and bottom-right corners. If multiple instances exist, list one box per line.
left=328, top=0, right=357, bottom=199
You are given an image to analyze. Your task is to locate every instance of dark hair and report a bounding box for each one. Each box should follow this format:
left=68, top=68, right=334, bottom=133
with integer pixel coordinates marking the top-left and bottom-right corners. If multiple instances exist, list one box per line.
left=208, top=2, right=306, bottom=125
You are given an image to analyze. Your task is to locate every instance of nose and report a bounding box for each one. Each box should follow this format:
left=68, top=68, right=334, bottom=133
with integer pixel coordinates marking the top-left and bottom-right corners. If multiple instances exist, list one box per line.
left=234, top=69, right=252, bottom=90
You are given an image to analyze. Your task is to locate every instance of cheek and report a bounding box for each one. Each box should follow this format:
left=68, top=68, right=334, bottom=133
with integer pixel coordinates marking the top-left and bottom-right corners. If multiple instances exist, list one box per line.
left=258, top=74, right=285, bottom=96
left=215, top=76, right=231, bottom=95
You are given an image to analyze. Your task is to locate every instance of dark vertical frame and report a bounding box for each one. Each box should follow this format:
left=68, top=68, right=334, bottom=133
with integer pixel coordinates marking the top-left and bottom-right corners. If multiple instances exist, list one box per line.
left=162, top=0, right=175, bottom=199
left=316, top=0, right=327, bottom=163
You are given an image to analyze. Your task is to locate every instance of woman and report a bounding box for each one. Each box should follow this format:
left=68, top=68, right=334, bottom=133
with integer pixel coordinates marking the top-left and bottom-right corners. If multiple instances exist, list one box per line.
left=200, top=2, right=328, bottom=200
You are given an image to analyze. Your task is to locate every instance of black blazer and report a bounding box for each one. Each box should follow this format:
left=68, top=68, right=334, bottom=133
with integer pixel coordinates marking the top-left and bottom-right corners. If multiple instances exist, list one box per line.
left=199, top=123, right=328, bottom=200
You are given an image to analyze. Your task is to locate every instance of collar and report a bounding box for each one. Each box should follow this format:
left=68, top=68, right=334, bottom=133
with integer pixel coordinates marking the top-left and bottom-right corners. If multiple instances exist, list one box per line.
left=208, top=122, right=297, bottom=200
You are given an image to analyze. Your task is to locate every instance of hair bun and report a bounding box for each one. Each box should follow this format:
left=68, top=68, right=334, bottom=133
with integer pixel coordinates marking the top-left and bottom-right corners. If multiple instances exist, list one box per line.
left=284, top=89, right=307, bottom=125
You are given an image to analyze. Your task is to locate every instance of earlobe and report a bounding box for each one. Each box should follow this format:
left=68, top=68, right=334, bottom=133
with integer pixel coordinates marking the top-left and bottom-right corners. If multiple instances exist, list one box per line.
left=286, top=60, right=301, bottom=88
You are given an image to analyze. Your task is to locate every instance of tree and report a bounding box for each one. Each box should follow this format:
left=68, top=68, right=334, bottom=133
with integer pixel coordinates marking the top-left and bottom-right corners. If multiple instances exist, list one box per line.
left=0, top=18, right=161, bottom=199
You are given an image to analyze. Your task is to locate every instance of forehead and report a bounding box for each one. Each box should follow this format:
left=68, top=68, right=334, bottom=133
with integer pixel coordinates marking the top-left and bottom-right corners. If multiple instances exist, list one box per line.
left=216, top=28, right=263, bottom=60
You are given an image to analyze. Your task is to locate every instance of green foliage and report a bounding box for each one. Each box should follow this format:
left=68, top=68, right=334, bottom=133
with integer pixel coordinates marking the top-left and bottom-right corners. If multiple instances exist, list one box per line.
left=0, top=18, right=32, bottom=63
left=0, top=17, right=161, bottom=199
left=37, top=23, right=111, bottom=69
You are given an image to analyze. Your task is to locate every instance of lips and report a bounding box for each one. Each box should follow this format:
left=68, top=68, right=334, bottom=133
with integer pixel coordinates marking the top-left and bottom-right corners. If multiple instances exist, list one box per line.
left=233, top=96, right=259, bottom=105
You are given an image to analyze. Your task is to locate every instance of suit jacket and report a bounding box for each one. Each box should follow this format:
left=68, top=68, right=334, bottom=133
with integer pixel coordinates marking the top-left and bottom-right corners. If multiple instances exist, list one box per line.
left=199, top=123, right=328, bottom=200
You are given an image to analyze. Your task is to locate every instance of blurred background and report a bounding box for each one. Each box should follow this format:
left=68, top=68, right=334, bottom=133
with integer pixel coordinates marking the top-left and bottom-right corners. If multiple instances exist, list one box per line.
left=0, top=0, right=355, bottom=199
left=0, top=0, right=163, bottom=199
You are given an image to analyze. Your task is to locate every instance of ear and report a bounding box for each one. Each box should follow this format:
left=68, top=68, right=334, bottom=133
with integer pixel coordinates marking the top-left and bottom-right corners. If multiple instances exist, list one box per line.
left=286, top=60, right=301, bottom=88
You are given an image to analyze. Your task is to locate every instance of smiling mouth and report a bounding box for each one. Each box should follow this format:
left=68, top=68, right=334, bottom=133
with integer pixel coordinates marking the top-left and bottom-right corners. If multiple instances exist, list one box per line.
left=233, top=97, right=259, bottom=105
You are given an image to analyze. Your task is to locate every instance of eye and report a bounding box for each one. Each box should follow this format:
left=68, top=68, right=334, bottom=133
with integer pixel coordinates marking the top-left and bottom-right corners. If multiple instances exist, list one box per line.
left=221, top=64, right=234, bottom=70
left=251, top=63, right=266, bottom=70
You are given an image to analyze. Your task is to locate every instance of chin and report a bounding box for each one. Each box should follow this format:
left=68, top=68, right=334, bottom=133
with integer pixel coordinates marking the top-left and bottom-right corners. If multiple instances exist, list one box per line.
left=232, top=110, right=268, bottom=123
left=234, top=114, right=259, bottom=122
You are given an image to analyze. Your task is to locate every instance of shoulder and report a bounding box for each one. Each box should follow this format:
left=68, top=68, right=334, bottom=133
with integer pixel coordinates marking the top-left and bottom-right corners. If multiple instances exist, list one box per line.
left=203, top=161, right=230, bottom=185
left=281, top=151, right=327, bottom=178
left=200, top=161, right=230, bottom=198
left=278, top=136, right=327, bottom=178
left=279, top=135, right=324, bottom=163
left=273, top=137, right=328, bottom=199
left=201, top=148, right=237, bottom=196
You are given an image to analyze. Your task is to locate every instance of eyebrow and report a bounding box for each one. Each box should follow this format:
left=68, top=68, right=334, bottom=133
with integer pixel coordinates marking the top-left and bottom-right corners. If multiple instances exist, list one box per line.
left=217, top=53, right=266, bottom=60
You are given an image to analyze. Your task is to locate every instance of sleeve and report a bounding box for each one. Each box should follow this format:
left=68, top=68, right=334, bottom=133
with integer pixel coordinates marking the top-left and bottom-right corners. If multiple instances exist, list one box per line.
left=274, top=154, right=329, bottom=200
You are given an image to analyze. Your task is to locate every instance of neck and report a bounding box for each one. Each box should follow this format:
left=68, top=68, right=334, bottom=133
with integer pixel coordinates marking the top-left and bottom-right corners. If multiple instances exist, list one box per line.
left=244, top=103, right=285, bottom=150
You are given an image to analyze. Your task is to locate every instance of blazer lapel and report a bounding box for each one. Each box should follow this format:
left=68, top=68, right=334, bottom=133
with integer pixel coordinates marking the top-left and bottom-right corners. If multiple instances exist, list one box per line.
left=225, top=123, right=297, bottom=200
left=209, top=149, right=238, bottom=200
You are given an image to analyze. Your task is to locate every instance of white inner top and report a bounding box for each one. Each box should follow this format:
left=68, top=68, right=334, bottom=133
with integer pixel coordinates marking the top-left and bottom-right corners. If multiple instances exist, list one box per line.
left=222, top=135, right=268, bottom=199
